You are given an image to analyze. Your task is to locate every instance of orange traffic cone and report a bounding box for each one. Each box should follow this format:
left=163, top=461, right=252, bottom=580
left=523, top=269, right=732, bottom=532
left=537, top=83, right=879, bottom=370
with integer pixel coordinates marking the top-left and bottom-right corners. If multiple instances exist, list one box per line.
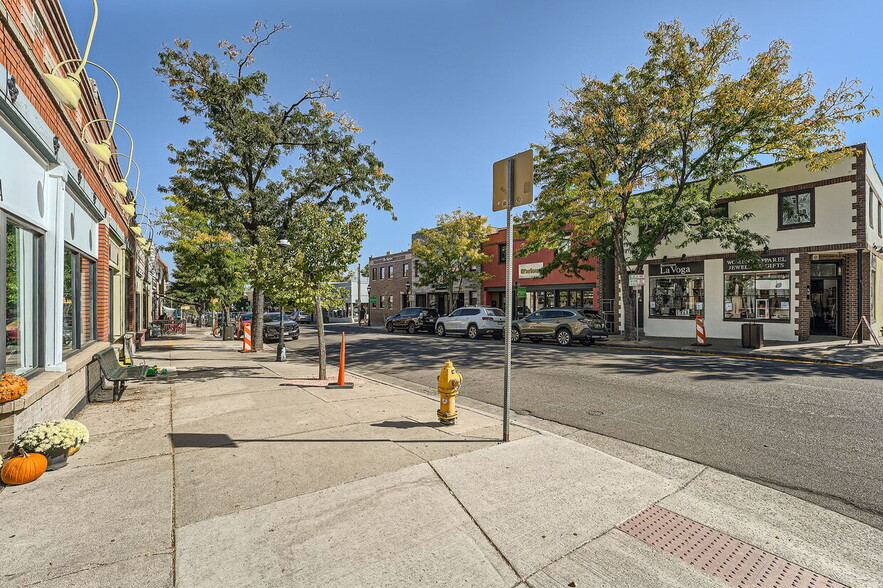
left=327, top=332, right=354, bottom=389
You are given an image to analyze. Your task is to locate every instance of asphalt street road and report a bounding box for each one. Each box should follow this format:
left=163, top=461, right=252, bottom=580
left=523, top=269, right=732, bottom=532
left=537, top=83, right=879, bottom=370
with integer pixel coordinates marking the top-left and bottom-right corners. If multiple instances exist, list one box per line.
left=288, top=324, right=883, bottom=530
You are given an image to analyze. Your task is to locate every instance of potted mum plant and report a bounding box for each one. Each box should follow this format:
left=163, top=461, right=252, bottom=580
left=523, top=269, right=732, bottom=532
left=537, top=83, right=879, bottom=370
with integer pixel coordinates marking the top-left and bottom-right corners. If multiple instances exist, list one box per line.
left=15, top=419, right=89, bottom=471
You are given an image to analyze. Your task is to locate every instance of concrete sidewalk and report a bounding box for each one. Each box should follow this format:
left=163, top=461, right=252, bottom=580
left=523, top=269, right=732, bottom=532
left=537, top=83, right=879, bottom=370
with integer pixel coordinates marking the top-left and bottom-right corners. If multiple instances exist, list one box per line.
left=1, top=330, right=880, bottom=587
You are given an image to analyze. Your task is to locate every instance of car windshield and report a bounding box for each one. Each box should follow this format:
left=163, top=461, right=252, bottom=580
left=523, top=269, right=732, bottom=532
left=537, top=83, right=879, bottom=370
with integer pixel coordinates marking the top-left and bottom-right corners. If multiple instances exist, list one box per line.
left=263, top=313, right=285, bottom=321
left=486, top=308, right=504, bottom=317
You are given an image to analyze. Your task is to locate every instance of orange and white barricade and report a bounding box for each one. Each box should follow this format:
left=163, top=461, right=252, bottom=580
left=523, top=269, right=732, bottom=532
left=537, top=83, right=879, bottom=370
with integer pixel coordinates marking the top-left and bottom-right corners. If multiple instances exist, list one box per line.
left=242, top=322, right=252, bottom=351
left=694, top=315, right=709, bottom=346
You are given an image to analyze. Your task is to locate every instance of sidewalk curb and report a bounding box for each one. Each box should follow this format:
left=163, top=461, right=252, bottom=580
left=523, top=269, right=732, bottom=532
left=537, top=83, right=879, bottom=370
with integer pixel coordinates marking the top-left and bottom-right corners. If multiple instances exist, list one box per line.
left=596, top=342, right=883, bottom=370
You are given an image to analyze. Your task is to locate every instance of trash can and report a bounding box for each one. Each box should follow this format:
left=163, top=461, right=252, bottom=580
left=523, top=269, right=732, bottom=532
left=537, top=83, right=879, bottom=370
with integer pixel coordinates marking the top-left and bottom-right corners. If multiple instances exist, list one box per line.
left=741, top=323, right=764, bottom=348
left=222, top=325, right=234, bottom=340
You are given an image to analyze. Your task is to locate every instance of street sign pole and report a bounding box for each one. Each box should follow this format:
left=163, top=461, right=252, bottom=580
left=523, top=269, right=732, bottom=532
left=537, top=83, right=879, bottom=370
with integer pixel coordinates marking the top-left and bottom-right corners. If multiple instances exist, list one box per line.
left=493, top=149, right=532, bottom=443
left=503, top=158, right=514, bottom=442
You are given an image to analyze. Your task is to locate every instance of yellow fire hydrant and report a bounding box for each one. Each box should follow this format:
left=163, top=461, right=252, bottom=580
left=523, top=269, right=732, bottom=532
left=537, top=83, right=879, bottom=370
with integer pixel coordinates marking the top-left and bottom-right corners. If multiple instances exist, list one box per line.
left=437, top=360, right=462, bottom=426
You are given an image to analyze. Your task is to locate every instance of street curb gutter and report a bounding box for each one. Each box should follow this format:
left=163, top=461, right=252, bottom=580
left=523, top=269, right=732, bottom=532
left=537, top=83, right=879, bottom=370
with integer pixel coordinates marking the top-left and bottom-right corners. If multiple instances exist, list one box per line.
left=596, top=342, right=883, bottom=370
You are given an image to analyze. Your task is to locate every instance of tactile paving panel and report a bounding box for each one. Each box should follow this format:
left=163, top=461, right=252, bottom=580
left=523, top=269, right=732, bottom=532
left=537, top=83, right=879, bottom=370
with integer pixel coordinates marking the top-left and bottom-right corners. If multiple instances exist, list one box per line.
left=617, top=505, right=848, bottom=588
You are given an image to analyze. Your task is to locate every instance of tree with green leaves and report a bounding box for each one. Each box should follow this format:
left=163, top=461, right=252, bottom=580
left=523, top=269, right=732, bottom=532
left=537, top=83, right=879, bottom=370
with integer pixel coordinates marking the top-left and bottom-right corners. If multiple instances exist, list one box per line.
left=522, top=19, right=877, bottom=339
left=158, top=195, right=246, bottom=325
left=411, top=209, right=493, bottom=310
left=253, top=202, right=367, bottom=379
left=156, top=22, right=393, bottom=350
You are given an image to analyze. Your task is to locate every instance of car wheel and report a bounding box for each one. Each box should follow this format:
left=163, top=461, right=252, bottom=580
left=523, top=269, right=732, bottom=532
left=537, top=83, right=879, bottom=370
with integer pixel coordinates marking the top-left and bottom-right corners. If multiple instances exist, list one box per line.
left=466, top=324, right=478, bottom=339
left=436, top=324, right=446, bottom=337
left=386, top=322, right=395, bottom=333
left=556, top=328, right=573, bottom=346
left=293, top=335, right=299, bottom=340
left=407, top=322, right=417, bottom=335
left=512, top=327, right=522, bottom=343
left=581, top=338, right=594, bottom=346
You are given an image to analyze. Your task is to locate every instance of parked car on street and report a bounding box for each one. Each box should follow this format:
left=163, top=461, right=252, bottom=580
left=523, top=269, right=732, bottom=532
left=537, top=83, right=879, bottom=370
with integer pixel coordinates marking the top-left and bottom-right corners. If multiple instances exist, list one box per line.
left=262, top=313, right=300, bottom=342
left=435, top=306, right=505, bottom=339
left=235, top=312, right=300, bottom=341
left=512, top=307, right=609, bottom=346
left=385, top=307, right=439, bottom=334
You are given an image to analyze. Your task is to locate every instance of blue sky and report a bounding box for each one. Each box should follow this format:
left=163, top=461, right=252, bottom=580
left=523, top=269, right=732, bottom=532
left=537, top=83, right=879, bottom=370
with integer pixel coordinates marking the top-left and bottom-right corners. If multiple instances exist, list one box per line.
left=66, top=0, right=883, bottom=275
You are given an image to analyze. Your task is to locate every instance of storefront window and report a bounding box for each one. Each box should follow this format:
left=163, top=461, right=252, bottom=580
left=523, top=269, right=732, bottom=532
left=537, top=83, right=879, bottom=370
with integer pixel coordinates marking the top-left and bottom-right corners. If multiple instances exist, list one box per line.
left=62, top=250, right=75, bottom=352
left=724, top=272, right=790, bottom=321
left=650, top=277, right=705, bottom=318
left=63, top=248, right=97, bottom=353
left=4, top=221, right=40, bottom=374
left=82, top=258, right=96, bottom=345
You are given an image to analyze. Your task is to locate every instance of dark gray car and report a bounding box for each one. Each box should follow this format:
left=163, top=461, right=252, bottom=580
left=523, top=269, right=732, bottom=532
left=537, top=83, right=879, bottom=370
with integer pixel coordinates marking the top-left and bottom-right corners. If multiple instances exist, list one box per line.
left=512, top=308, right=609, bottom=346
left=262, top=312, right=300, bottom=341
left=385, top=307, right=439, bottom=334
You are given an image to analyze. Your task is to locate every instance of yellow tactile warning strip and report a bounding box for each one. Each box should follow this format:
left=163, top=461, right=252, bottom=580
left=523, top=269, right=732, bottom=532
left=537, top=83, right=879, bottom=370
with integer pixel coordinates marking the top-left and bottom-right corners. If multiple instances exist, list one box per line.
left=617, top=506, right=847, bottom=588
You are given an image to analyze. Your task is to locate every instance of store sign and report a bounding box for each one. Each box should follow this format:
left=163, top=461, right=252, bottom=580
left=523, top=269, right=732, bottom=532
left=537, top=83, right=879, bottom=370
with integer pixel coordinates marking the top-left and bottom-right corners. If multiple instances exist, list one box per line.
left=649, top=261, right=704, bottom=277
left=628, top=274, right=645, bottom=287
left=518, top=262, right=544, bottom=279
left=724, top=255, right=790, bottom=272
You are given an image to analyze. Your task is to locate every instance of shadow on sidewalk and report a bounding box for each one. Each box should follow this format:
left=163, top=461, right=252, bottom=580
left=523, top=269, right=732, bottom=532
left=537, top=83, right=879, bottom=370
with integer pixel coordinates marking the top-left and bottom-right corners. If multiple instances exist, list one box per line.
left=167, top=429, right=498, bottom=450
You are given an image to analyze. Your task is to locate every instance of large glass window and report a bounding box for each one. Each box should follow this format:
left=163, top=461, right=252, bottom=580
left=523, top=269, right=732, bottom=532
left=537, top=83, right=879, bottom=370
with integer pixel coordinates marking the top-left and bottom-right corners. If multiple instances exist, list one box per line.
left=649, top=276, right=705, bottom=318
left=62, top=250, right=75, bottom=353
left=4, top=221, right=40, bottom=374
left=724, top=272, right=790, bottom=321
left=63, top=248, right=97, bottom=353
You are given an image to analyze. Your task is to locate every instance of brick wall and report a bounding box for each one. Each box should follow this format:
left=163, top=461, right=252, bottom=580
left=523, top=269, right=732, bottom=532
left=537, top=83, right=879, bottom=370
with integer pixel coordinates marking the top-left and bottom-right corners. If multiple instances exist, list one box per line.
left=368, top=253, right=414, bottom=325
left=97, top=224, right=110, bottom=341
left=0, top=11, right=130, bottom=233
left=795, top=253, right=811, bottom=340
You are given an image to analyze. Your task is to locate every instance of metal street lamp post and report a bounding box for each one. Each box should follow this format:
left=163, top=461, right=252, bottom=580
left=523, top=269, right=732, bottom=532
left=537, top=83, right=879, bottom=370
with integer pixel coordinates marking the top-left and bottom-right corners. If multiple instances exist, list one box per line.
left=276, top=239, right=291, bottom=361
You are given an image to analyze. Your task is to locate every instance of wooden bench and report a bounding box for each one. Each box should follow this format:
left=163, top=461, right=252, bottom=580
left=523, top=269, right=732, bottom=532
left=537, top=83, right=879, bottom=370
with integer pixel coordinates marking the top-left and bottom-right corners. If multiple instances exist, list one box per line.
left=92, top=347, right=149, bottom=401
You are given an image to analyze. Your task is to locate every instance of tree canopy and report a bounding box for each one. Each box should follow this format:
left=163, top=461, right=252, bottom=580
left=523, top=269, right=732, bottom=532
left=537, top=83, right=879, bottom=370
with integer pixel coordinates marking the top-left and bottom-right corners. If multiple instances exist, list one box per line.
left=411, top=208, right=493, bottom=307
left=522, top=19, right=877, bottom=339
left=156, top=22, right=394, bottom=349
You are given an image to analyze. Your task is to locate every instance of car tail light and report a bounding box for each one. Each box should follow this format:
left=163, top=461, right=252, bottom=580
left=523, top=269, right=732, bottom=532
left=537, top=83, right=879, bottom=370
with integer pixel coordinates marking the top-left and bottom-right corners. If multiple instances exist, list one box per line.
left=579, top=318, right=591, bottom=324
left=482, top=316, right=494, bottom=321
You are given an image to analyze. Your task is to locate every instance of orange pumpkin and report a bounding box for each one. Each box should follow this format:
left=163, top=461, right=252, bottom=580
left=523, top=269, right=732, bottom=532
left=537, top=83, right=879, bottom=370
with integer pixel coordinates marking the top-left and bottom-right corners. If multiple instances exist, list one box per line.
left=1, top=449, right=47, bottom=485
left=0, top=372, right=27, bottom=403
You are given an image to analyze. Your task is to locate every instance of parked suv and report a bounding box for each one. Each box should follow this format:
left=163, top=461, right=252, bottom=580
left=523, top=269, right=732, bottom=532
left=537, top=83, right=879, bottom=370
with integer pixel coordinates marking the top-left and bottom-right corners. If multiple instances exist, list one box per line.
left=435, top=306, right=505, bottom=339
left=235, top=312, right=300, bottom=341
left=385, top=307, right=439, bottom=334
left=512, top=307, right=609, bottom=346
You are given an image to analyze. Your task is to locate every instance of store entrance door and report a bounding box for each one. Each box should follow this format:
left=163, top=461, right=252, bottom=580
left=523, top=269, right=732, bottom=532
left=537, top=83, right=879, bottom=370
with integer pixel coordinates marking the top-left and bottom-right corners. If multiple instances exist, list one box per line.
left=810, top=278, right=840, bottom=335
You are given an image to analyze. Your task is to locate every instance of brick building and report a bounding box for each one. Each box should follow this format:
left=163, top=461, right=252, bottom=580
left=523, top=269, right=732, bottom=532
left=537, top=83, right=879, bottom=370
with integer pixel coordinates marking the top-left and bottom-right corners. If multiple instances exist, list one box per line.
left=481, top=228, right=601, bottom=314
left=633, top=146, right=883, bottom=342
left=367, top=250, right=416, bottom=325
left=1, top=0, right=166, bottom=454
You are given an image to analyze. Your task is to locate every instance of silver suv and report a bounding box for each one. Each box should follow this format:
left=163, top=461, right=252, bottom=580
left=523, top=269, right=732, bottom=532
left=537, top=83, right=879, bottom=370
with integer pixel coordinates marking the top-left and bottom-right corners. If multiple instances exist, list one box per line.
left=512, top=307, right=609, bottom=346
left=436, top=306, right=505, bottom=339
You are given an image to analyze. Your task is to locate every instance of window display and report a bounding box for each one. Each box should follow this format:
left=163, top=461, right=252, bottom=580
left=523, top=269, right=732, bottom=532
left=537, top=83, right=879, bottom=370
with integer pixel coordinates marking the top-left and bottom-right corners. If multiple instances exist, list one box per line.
left=649, top=276, right=704, bottom=318
left=724, top=272, right=790, bottom=321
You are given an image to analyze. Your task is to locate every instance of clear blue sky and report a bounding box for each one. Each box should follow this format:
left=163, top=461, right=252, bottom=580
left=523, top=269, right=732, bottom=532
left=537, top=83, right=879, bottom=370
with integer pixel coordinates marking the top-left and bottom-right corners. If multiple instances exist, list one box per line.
left=65, top=0, right=883, bottom=275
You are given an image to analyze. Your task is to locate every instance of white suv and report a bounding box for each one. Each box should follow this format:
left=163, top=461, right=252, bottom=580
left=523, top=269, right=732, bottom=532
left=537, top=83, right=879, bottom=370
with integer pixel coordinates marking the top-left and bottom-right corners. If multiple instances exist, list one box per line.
left=435, top=306, right=505, bottom=339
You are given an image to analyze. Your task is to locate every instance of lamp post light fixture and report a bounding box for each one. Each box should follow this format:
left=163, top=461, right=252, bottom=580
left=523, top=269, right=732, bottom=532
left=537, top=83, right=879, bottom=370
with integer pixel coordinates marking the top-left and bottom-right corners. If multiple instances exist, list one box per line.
left=82, top=119, right=133, bottom=166
left=108, top=153, right=140, bottom=199
left=276, top=238, right=291, bottom=362
left=40, top=0, right=98, bottom=109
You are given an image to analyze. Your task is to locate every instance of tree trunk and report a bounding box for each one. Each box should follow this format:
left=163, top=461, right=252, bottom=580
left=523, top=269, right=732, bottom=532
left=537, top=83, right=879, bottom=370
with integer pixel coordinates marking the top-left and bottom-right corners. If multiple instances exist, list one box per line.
left=252, top=289, right=265, bottom=351
left=316, top=295, right=327, bottom=380
left=614, top=237, right=637, bottom=340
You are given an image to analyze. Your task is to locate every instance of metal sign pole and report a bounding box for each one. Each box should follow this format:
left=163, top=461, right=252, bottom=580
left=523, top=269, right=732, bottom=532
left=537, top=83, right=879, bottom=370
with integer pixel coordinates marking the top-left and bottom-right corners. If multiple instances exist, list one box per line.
left=503, top=158, right=514, bottom=442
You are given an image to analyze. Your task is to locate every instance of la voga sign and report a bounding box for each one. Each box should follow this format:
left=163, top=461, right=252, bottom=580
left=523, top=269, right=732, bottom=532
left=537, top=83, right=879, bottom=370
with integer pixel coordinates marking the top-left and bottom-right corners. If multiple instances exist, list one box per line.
left=649, top=261, right=704, bottom=277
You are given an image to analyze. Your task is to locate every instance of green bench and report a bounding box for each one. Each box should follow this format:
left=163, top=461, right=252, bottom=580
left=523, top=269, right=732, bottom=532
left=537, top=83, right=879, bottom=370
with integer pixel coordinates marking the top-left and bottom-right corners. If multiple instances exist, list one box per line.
left=93, top=347, right=149, bottom=401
